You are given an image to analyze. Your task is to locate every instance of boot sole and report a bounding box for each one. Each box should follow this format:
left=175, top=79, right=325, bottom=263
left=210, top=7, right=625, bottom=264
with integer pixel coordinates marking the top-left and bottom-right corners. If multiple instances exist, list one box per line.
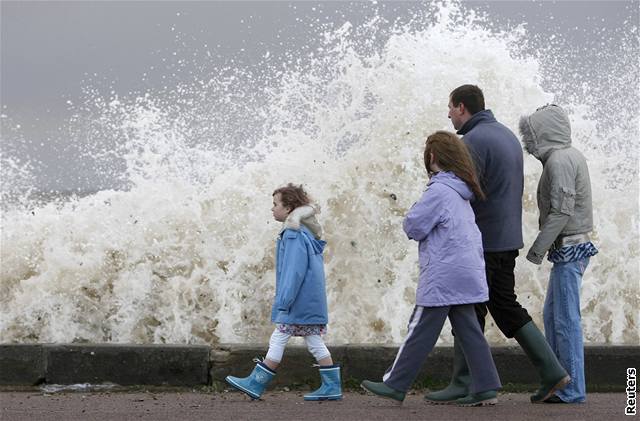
left=303, top=395, right=343, bottom=401
left=531, top=375, right=571, bottom=404
left=225, top=377, right=261, bottom=400
left=424, top=398, right=460, bottom=405
left=456, top=398, right=498, bottom=407
left=424, top=387, right=469, bottom=405
left=360, top=384, right=404, bottom=405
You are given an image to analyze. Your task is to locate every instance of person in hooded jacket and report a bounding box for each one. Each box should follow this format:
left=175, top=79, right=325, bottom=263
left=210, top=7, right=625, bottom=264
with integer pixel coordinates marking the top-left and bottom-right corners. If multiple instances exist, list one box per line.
left=361, top=131, right=501, bottom=407
left=426, top=85, right=571, bottom=405
left=225, top=183, right=342, bottom=402
left=519, top=104, right=597, bottom=403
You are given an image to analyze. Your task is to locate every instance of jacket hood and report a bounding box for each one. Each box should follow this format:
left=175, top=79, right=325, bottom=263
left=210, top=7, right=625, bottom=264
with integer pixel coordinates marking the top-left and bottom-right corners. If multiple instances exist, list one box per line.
left=281, top=206, right=326, bottom=254
left=281, top=204, right=323, bottom=239
left=457, top=109, right=497, bottom=135
left=429, top=171, right=474, bottom=201
left=302, top=226, right=326, bottom=254
left=299, top=215, right=323, bottom=240
left=519, top=104, right=571, bottom=162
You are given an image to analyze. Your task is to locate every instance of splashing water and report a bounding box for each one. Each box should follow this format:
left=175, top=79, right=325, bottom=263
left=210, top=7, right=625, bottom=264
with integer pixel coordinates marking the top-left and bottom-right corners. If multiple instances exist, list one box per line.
left=1, top=3, right=638, bottom=346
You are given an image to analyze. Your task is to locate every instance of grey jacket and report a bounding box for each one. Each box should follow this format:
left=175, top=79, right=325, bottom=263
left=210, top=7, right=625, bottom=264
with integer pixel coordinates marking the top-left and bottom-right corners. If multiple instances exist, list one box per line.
left=519, top=104, right=593, bottom=264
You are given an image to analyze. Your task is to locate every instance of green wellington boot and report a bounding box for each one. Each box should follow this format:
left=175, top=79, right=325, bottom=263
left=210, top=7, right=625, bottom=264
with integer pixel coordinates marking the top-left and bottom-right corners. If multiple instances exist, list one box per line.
left=360, top=380, right=405, bottom=404
left=455, top=390, right=498, bottom=407
left=513, top=321, right=570, bottom=403
left=424, top=338, right=471, bottom=404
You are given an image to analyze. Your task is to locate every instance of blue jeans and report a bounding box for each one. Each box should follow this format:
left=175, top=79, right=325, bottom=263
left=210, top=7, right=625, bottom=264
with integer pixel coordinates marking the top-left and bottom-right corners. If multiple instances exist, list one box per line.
left=543, top=257, right=589, bottom=403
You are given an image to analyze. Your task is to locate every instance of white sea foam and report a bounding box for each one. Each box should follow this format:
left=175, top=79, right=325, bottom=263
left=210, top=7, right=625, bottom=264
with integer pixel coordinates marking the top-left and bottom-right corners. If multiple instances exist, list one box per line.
left=1, top=2, right=638, bottom=346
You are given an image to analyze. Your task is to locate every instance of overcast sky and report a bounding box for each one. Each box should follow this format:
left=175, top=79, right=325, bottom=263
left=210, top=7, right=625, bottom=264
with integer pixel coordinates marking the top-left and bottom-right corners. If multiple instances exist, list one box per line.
left=1, top=1, right=636, bottom=192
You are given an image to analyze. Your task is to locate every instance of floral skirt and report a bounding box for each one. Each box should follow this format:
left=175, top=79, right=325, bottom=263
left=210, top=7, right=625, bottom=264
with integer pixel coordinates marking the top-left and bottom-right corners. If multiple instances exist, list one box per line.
left=276, top=323, right=327, bottom=336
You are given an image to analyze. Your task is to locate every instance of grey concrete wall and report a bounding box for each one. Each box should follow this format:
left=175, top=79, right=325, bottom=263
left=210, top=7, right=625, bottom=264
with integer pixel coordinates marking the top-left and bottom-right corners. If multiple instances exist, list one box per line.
left=46, top=344, right=210, bottom=386
left=0, top=344, right=46, bottom=386
left=0, top=343, right=636, bottom=392
left=0, top=344, right=209, bottom=386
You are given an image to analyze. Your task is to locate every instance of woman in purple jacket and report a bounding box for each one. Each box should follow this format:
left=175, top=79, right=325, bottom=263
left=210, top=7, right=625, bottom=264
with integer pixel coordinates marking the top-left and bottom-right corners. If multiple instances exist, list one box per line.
left=361, top=131, right=501, bottom=406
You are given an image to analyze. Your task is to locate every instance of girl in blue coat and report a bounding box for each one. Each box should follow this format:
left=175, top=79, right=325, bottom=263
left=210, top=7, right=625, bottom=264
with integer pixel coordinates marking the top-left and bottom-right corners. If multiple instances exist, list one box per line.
left=361, top=131, right=501, bottom=406
left=225, top=184, right=341, bottom=401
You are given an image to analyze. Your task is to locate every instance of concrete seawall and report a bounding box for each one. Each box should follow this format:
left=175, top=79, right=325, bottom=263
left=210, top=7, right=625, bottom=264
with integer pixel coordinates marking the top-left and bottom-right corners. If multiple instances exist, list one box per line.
left=1, top=344, right=635, bottom=391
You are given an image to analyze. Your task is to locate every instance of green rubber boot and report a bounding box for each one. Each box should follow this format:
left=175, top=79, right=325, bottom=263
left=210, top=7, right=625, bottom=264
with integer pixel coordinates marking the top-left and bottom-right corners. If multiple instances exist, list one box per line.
left=513, top=321, right=570, bottom=403
left=455, top=390, right=498, bottom=407
left=360, top=380, right=405, bottom=404
left=424, top=338, right=471, bottom=404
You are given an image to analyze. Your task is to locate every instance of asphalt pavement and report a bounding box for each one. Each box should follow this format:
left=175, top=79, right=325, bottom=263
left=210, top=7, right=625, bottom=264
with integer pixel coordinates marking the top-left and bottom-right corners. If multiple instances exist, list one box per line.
left=0, top=391, right=627, bottom=421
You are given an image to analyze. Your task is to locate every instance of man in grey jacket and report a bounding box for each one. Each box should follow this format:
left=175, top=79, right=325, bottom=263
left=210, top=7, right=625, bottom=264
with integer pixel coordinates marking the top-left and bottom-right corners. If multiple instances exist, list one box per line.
left=519, top=104, right=598, bottom=403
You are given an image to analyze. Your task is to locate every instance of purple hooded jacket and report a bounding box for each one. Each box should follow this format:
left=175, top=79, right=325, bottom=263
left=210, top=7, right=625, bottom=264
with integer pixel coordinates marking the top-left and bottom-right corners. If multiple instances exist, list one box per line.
left=403, top=171, right=488, bottom=307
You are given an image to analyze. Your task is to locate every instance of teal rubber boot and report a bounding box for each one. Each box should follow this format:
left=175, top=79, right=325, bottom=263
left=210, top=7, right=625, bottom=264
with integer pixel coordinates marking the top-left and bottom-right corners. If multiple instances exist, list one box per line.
left=225, top=361, right=276, bottom=400
left=455, top=390, right=498, bottom=407
left=304, top=365, right=343, bottom=401
left=361, top=380, right=405, bottom=404
left=424, top=338, right=471, bottom=404
left=513, top=321, right=571, bottom=403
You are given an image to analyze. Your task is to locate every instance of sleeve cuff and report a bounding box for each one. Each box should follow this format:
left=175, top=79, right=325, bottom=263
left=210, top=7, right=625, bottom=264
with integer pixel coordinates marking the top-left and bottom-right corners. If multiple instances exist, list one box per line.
left=526, top=249, right=544, bottom=265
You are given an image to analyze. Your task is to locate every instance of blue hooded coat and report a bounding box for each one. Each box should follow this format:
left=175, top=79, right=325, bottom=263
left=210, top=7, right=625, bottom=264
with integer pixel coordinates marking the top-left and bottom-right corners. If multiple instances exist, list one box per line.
left=271, top=225, right=328, bottom=325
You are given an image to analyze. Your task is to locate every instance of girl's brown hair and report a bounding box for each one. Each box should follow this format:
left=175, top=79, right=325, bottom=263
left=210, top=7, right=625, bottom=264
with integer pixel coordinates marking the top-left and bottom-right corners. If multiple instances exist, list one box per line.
left=424, top=131, right=486, bottom=201
left=273, top=183, right=311, bottom=210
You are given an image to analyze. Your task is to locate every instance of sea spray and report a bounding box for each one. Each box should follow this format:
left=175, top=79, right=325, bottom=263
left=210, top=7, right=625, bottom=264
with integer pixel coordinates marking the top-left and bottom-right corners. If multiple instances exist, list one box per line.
left=1, top=2, right=637, bottom=346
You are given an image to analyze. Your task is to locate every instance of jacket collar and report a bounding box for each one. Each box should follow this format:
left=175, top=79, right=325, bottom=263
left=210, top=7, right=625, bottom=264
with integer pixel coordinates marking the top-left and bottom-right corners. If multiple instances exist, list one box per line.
left=457, top=110, right=496, bottom=136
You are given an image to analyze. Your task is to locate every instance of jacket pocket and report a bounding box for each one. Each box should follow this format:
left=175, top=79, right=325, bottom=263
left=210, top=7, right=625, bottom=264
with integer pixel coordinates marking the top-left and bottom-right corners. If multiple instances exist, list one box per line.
left=418, top=240, right=430, bottom=268
left=558, top=187, right=576, bottom=215
left=438, top=222, right=484, bottom=269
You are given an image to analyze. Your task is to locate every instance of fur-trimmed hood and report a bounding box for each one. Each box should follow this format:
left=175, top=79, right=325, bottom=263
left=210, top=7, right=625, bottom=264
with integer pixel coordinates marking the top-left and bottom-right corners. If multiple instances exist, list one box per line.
left=280, top=204, right=323, bottom=240
left=519, top=104, right=572, bottom=162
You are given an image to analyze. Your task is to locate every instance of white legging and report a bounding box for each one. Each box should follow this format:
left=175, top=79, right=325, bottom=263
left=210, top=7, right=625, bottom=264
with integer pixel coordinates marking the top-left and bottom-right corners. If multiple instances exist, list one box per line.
left=265, top=329, right=331, bottom=363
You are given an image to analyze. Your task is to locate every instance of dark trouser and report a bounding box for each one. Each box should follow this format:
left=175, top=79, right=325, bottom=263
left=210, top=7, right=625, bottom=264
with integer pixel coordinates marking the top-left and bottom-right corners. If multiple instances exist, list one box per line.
left=474, top=250, right=532, bottom=338
left=383, top=305, right=501, bottom=393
